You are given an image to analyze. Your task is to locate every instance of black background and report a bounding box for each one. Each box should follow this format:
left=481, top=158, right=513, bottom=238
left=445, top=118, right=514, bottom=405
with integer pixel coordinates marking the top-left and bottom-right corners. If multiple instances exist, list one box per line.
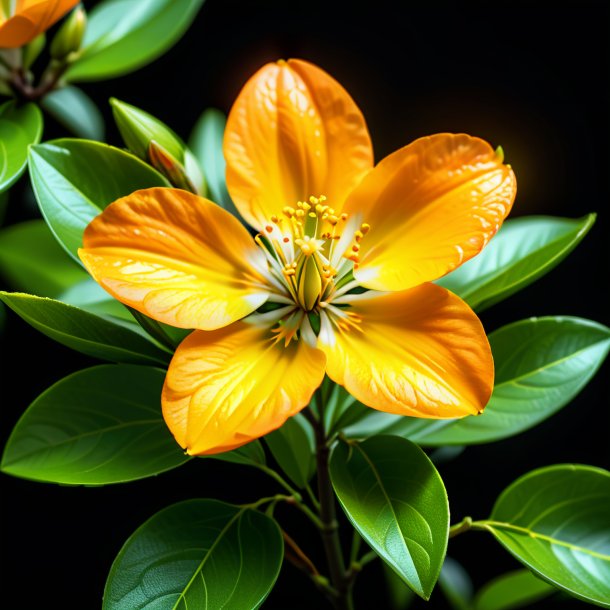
left=1, top=1, right=609, bottom=608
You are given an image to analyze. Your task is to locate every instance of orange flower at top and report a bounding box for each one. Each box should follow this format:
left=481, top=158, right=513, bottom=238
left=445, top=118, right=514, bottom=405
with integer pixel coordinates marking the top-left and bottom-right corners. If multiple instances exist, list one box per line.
left=0, top=0, right=78, bottom=48
left=79, top=59, right=517, bottom=456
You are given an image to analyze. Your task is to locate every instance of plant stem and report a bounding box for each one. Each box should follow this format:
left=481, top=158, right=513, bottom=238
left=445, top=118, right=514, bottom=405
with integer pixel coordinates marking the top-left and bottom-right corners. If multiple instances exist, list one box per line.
left=256, top=464, right=324, bottom=530
left=310, top=404, right=354, bottom=610
left=449, top=516, right=473, bottom=538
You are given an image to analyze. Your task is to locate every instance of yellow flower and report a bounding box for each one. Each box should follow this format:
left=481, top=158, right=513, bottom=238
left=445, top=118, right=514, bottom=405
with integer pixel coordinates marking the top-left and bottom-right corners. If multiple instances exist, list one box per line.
left=0, top=0, right=79, bottom=48
left=79, top=59, right=516, bottom=456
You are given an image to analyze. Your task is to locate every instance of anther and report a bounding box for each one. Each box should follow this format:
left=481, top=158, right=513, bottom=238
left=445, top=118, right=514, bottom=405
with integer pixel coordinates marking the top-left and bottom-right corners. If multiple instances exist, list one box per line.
left=265, top=225, right=273, bottom=233
left=360, top=223, right=370, bottom=234
left=283, top=237, right=290, bottom=243
left=271, top=215, right=279, bottom=223
left=340, top=213, right=348, bottom=221
left=283, top=206, right=295, bottom=217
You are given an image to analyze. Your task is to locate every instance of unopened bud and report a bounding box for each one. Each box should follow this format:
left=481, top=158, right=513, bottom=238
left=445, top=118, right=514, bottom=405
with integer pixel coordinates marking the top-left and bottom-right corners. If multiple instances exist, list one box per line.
left=50, top=5, right=86, bottom=60
left=112, top=98, right=206, bottom=194
left=22, top=33, right=46, bottom=70
left=148, top=140, right=198, bottom=193
left=298, top=256, right=322, bottom=312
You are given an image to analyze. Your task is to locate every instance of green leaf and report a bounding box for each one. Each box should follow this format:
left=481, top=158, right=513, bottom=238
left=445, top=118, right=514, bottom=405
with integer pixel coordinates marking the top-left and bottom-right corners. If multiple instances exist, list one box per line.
left=188, top=108, right=238, bottom=214
left=1, top=365, right=188, bottom=485
left=437, top=215, right=596, bottom=312
left=103, top=499, right=283, bottom=609
left=111, top=98, right=204, bottom=193
left=0, top=219, right=86, bottom=297
left=41, top=86, right=105, bottom=141
left=206, top=440, right=267, bottom=468
left=58, top=277, right=134, bottom=322
left=0, top=101, right=43, bottom=193
left=474, top=570, right=555, bottom=610
left=28, top=138, right=168, bottom=261
left=330, top=436, right=449, bottom=600
left=0, top=292, right=170, bottom=365
left=265, top=413, right=315, bottom=488
left=476, top=464, right=610, bottom=607
left=66, top=0, right=205, bottom=81
left=345, top=317, right=610, bottom=445
left=439, top=556, right=473, bottom=610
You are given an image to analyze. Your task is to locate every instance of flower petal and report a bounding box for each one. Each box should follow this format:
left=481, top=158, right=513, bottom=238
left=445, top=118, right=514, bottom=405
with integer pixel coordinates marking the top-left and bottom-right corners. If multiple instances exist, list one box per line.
left=79, top=187, right=270, bottom=330
left=344, top=133, right=516, bottom=291
left=319, top=285, right=493, bottom=418
left=162, top=323, right=326, bottom=455
left=224, top=58, right=373, bottom=230
left=0, top=0, right=79, bottom=48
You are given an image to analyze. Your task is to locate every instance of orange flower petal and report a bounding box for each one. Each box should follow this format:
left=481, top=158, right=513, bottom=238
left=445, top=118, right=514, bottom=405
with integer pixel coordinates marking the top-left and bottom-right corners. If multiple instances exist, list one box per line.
left=343, top=133, right=516, bottom=291
left=224, top=58, right=373, bottom=230
left=162, top=323, right=326, bottom=455
left=79, top=188, right=270, bottom=330
left=319, top=285, right=493, bottom=418
left=0, top=0, right=79, bottom=48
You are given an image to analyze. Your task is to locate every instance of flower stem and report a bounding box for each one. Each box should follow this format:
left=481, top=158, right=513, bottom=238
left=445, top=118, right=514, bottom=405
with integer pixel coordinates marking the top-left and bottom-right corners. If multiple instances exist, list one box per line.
left=309, top=404, right=354, bottom=610
left=449, top=516, right=473, bottom=538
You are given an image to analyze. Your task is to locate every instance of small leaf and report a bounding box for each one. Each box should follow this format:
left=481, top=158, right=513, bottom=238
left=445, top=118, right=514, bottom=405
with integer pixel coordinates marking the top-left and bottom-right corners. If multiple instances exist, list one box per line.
left=188, top=108, right=238, bottom=214
left=437, top=215, right=596, bottom=312
left=206, top=440, right=267, bottom=467
left=0, top=101, right=43, bottom=193
left=345, top=317, right=610, bottom=445
left=474, top=570, right=556, bottom=610
left=103, top=499, right=283, bottom=609
left=66, top=0, right=205, bottom=81
left=478, top=464, right=610, bottom=607
left=1, top=365, right=188, bottom=485
left=28, top=138, right=168, bottom=261
left=265, top=413, right=315, bottom=488
left=330, top=436, right=449, bottom=600
left=41, top=86, right=105, bottom=141
left=0, top=292, right=170, bottom=365
left=0, top=219, right=86, bottom=297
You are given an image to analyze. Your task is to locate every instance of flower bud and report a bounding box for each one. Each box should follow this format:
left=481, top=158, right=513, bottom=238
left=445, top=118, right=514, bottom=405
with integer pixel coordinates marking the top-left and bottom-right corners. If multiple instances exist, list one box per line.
left=112, top=98, right=206, bottom=194
left=297, top=255, right=322, bottom=312
left=148, top=140, right=198, bottom=193
left=49, top=5, right=86, bottom=60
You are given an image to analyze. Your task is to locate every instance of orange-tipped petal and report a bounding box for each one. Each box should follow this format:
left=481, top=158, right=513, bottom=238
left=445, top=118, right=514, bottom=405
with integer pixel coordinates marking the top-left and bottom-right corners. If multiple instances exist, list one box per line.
left=319, top=285, right=493, bottom=418
left=224, top=58, right=373, bottom=230
left=343, top=133, right=516, bottom=291
left=79, top=187, right=270, bottom=330
left=162, top=323, right=326, bottom=455
left=0, top=0, right=79, bottom=48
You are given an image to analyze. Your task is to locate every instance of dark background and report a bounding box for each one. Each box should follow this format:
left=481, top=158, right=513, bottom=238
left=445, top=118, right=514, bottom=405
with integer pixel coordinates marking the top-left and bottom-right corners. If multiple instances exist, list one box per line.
left=1, top=1, right=609, bottom=608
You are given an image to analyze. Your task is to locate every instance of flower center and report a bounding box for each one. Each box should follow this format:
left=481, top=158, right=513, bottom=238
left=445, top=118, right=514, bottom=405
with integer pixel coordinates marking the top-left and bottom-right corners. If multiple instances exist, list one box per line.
left=252, top=196, right=370, bottom=346
left=255, top=196, right=370, bottom=313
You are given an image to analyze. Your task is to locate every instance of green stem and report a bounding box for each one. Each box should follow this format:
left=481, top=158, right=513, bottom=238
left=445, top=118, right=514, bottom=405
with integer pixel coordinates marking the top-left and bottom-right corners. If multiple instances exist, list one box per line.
left=449, top=516, right=473, bottom=538
left=256, top=464, right=324, bottom=530
left=311, top=404, right=354, bottom=610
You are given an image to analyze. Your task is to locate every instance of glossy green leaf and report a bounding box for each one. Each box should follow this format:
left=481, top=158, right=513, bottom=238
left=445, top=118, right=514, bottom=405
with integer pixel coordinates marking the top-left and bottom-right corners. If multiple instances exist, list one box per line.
left=29, top=138, right=167, bottom=261
left=477, top=465, right=610, bottom=607
left=345, top=317, right=610, bottom=445
left=1, top=365, right=188, bottom=485
left=0, top=101, right=43, bottom=193
left=437, top=215, right=595, bottom=312
left=207, top=440, right=267, bottom=468
left=439, top=556, right=473, bottom=610
left=58, top=277, right=134, bottom=322
left=330, top=436, right=449, bottom=600
left=0, top=292, right=170, bottom=365
left=104, top=499, right=283, bottom=609
left=111, top=98, right=204, bottom=193
left=188, top=108, right=238, bottom=214
left=474, top=570, right=555, bottom=610
left=41, top=86, right=105, bottom=141
left=265, top=413, right=315, bottom=488
left=66, top=0, right=205, bottom=81
left=0, top=220, right=86, bottom=297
